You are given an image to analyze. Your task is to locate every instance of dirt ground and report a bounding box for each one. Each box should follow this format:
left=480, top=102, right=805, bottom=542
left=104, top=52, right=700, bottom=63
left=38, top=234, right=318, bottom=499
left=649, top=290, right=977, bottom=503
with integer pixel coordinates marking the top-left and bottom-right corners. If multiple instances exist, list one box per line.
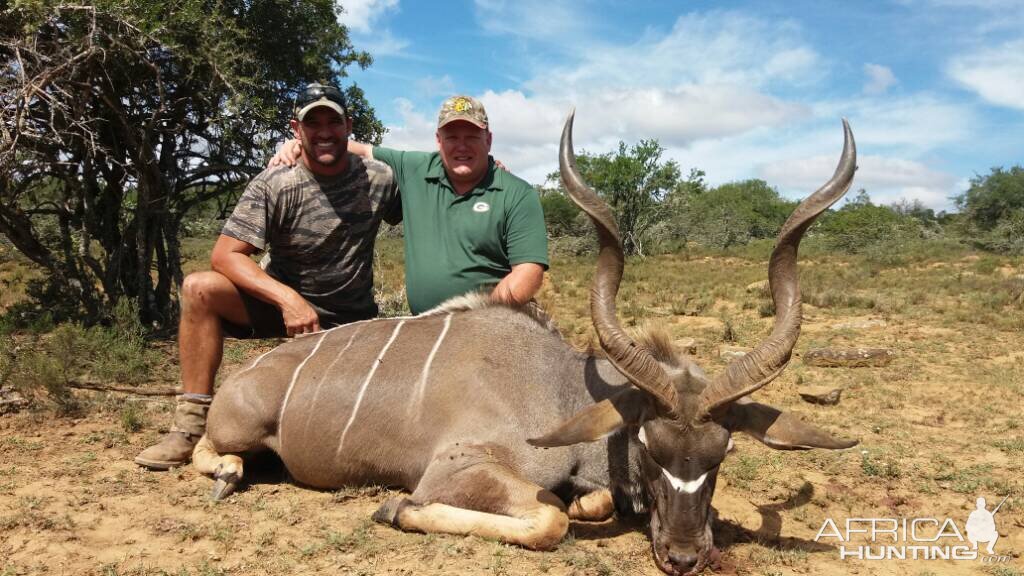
left=1, top=253, right=1022, bottom=576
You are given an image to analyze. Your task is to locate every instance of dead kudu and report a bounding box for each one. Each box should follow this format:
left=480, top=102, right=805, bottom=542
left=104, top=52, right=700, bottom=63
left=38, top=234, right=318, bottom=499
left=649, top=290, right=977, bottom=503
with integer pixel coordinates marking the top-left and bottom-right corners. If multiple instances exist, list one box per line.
left=194, top=114, right=859, bottom=575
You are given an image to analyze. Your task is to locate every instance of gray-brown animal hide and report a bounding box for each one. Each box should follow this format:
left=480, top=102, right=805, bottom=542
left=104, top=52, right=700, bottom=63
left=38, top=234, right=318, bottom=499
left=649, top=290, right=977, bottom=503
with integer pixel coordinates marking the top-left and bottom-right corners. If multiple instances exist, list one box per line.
left=207, top=299, right=633, bottom=498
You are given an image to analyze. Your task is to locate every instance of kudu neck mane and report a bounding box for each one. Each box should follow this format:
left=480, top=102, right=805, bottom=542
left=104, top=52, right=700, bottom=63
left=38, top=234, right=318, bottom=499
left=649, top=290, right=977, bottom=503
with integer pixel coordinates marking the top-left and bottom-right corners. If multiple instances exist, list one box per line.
left=421, top=294, right=689, bottom=373
left=609, top=427, right=652, bottom=516
left=420, top=292, right=559, bottom=334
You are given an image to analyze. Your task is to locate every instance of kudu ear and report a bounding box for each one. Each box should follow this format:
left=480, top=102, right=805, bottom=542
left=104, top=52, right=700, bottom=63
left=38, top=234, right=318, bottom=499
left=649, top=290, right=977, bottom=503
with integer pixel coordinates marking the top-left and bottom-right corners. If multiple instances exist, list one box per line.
left=528, top=389, right=653, bottom=448
left=724, top=398, right=857, bottom=450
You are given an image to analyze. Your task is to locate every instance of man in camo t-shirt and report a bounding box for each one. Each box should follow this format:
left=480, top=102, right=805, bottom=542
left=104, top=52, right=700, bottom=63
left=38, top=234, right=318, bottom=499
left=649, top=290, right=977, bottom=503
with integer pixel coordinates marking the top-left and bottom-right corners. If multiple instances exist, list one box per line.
left=135, top=83, right=399, bottom=470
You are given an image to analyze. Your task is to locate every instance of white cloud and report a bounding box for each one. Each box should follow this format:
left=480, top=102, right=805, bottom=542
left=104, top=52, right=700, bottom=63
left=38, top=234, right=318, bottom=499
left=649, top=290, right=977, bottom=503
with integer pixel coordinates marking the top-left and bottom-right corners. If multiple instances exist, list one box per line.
left=478, top=88, right=975, bottom=197
left=908, top=0, right=1022, bottom=8
left=474, top=0, right=591, bottom=40
left=444, top=86, right=807, bottom=185
left=340, top=0, right=400, bottom=34
left=830, top=95, right=976, bottom=152
left=466, top=12, right=824, bottom=183
left=525, top=11, right=822, bottom=95
left=414, top=75, right=455, bottom=98
left=380, top=98, right=436, bottom=152
left=759, top=154, right=959, bottom=210
left=863, top=63, right=897, bottom=95
left=947, top=39, right=1024, bottom=110
left=357, top=28, right=410, bottom=57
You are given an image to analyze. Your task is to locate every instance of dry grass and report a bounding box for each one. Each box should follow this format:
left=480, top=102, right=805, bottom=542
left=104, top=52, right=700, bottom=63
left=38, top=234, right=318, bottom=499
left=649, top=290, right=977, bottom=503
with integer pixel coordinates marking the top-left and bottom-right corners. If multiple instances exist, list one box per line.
left=0, top=239, right=1021, bottom=575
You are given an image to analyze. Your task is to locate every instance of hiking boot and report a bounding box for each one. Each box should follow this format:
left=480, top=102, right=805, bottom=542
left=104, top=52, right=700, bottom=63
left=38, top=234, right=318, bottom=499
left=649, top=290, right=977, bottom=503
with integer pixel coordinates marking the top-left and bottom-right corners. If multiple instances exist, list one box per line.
left=135, top=395, right=210, bottom=470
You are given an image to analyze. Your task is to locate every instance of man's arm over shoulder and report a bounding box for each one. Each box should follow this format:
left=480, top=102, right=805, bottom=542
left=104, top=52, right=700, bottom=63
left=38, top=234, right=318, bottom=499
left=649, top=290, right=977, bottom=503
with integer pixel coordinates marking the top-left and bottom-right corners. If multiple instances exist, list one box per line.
left=371, top=146, right=435, bottom=183
left=269, top=139, right=376, bottom=168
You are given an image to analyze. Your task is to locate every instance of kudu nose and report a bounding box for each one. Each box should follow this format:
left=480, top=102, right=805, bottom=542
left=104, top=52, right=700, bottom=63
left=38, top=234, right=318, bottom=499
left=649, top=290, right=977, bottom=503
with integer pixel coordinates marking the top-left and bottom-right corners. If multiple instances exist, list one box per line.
left=668, top=551, right=698, bottom=573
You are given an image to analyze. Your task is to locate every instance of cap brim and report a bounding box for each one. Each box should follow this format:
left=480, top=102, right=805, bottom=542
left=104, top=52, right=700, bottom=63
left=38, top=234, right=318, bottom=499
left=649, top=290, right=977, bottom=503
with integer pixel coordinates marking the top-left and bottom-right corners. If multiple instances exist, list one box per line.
left=296, top=100, right=346, bottom=121
left=438, top=114, right=488, bottom=130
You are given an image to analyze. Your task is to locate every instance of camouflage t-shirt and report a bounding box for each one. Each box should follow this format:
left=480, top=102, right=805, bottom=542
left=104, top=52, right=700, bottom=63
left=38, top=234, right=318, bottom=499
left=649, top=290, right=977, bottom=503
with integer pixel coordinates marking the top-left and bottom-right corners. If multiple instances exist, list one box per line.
left=222, top=156, right=400, bottom=317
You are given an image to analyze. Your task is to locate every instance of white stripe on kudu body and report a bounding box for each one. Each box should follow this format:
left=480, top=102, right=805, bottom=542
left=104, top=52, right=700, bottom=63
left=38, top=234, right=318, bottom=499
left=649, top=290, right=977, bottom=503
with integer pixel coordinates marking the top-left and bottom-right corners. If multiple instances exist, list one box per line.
left=410, top=313, right=453, bottom=417
left=335, top=320, right=406, bottom=459
left=300, top=327, right=364, bottom=439
left=637, top=427, right=708, bottom=494
left=277, top=331, right=329, bottom=452
left=237, top=348, right=275, bottom=376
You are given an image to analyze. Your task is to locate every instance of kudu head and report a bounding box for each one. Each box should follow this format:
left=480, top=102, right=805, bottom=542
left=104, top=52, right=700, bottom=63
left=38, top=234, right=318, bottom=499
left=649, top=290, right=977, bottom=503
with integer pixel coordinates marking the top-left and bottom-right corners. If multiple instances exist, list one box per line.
left=530, top=112, right=859, bottom=575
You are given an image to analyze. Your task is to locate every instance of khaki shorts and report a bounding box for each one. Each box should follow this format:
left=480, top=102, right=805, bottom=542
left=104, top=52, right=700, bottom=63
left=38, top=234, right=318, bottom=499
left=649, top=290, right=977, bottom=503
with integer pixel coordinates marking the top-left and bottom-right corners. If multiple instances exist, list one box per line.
left=222, top=291, right=377, bottom=339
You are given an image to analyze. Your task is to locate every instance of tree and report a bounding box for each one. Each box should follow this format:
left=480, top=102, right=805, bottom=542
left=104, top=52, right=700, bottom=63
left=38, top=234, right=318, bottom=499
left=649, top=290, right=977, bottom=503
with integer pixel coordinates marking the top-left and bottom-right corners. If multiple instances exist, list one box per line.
left=536, top=187, right=583, bottom=238
left=955, top=166, right=1024, bottom=230
left=0, top=0, right=383, bottom=325
left=672, top=179, right=796, bottom=249
left=549, top=140, right=680, bottom=256
left=953, top=166, right=1024, bottom=254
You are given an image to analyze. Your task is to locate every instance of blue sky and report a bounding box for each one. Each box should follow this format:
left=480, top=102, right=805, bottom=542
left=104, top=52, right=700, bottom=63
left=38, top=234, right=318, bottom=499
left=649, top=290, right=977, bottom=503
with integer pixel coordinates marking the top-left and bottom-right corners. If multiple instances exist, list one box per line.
left=338, top=0, right=1024, bottom=211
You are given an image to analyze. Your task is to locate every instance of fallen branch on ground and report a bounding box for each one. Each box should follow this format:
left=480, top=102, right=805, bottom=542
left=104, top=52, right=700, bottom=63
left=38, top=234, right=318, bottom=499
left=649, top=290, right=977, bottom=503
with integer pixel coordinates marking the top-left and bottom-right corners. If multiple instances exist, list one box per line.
left=66, top=381, right=178, bottom=396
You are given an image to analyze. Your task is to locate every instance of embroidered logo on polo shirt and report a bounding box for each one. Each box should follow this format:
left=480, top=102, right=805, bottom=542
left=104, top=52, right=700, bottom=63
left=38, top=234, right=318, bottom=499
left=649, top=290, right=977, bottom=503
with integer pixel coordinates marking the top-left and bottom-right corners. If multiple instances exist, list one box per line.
left=472, top=201, right=490, bottom=213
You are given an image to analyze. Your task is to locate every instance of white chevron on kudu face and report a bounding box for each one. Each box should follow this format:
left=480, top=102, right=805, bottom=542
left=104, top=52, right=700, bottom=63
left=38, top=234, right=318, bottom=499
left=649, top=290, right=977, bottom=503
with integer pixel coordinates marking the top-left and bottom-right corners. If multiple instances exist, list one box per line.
left=637, top=427, right=709, bottom=494
left=661, top=469, right=708, bottom=494
left=411, top=313, right=453, bottom=418
left=335, top=320, right=407, bottom=459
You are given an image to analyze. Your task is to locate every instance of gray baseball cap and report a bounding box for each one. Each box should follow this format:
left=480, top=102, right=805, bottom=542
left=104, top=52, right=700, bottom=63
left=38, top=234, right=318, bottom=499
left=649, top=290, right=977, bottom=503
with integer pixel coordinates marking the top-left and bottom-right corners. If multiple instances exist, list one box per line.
left=294, top=83, right=348, bottom=120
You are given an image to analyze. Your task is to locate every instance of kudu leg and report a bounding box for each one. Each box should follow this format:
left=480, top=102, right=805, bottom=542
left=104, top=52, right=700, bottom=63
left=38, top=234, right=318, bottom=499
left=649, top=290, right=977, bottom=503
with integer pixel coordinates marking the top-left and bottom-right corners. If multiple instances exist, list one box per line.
left=192, top=434, right=245, bottom=500
left=372, top=444, right=569, bottom=550
left=194, top=362, right=282, bottom=500
left=567, top=489, right=614, bottom=521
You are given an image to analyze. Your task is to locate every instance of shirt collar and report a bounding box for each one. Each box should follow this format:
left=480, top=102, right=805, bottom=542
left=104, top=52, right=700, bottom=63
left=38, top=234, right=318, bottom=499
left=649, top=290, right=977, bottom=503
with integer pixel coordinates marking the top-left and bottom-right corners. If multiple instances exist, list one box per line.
left=426, top=154, right=502, bottom=195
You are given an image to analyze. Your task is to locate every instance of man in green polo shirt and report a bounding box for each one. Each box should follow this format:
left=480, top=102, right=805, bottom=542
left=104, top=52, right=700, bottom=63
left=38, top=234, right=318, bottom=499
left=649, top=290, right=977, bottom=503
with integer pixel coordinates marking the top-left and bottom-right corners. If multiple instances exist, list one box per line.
left=272, top=95, right=548, bottom=314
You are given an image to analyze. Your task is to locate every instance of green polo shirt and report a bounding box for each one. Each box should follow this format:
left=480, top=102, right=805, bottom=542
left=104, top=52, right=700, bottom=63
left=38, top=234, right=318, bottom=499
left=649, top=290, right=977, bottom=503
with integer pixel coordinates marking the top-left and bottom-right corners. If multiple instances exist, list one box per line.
left=372, top=147, right=549, bottom=314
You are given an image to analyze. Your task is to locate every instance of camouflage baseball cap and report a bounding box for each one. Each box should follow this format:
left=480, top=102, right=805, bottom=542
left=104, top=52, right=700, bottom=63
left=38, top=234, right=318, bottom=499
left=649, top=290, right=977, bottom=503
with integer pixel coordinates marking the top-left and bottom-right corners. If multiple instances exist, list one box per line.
left=437, top=95, right=489, bottom=129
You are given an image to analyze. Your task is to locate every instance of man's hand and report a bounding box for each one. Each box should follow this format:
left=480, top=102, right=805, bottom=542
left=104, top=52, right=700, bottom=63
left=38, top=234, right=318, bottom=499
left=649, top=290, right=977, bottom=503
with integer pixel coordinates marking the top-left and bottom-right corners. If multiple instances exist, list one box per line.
left=269, top=139, right=303, bottom=168
left=210, top=235, right=322, bottom=337
left=280, top=291, right=321, bottom=336
left=491, top=263, right=544, bottom=307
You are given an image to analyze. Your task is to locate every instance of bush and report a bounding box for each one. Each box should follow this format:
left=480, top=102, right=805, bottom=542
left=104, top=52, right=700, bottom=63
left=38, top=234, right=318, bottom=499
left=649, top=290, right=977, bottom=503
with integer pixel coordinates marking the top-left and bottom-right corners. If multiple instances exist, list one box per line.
left=815, top=192, right=926, bottom=256
left=953, top=166, right=1024, bottom=255
left=672, top=180, right=797, bottom=249
left=973, top=208, right=1024, bottom=255
left=540, top=191, right=584, bottom=238
left=549, top=235, right=597, bottom=256
left=0, top=299, right=156, bottom=414
left=956, top=166, right=1024, bottom=230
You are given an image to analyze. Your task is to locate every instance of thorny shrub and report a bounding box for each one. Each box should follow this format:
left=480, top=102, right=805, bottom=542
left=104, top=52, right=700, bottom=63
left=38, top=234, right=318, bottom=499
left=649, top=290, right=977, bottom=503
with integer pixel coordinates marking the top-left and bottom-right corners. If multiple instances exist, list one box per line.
left=0, top=299, right=156, bottom=415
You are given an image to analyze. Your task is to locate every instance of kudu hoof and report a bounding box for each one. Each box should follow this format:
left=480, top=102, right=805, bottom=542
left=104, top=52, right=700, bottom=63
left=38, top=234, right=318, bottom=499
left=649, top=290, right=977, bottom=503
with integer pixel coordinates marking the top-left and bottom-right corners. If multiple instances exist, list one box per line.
left=371, top=496, right=408, bottom=526
left=209, top=465, right=241, bottom=501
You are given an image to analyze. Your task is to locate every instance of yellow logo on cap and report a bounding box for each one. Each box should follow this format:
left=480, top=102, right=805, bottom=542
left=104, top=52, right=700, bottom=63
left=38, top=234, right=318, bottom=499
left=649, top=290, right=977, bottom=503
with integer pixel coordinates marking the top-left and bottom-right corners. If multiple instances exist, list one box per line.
left=453, top=97, right=471, bottom=113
